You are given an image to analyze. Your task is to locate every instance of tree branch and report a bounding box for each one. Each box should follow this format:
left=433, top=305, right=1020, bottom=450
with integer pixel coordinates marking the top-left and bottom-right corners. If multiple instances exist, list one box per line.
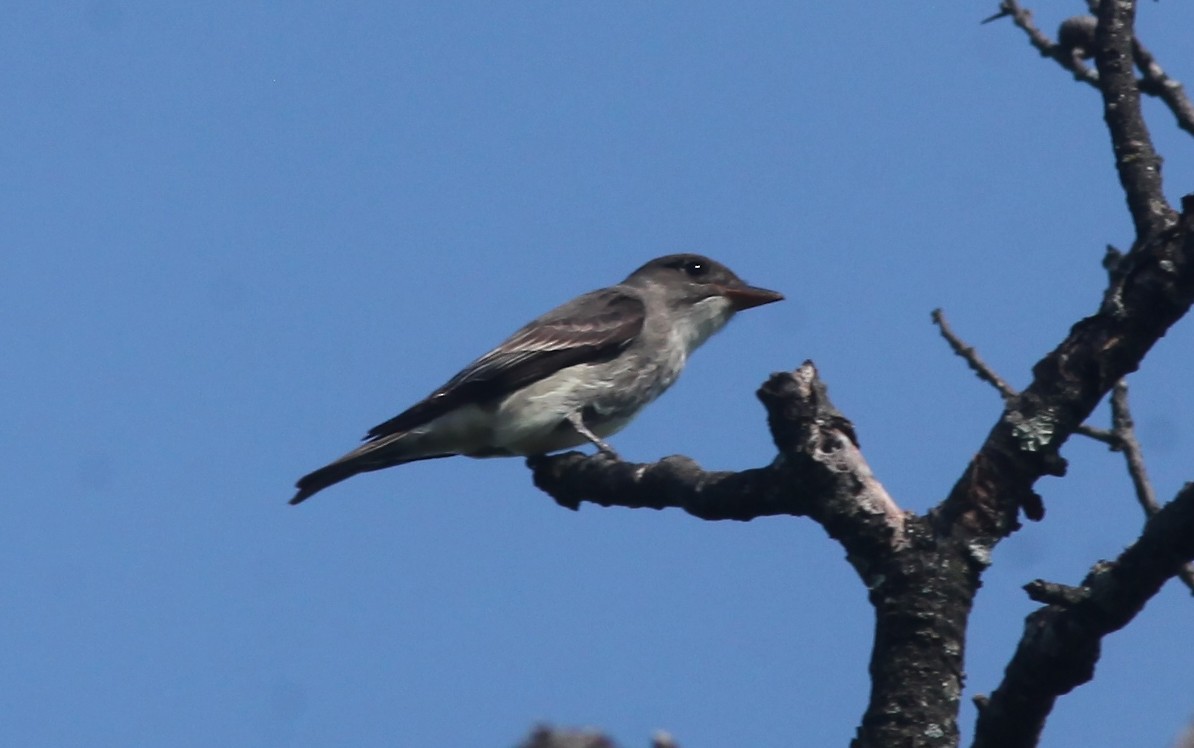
left=517, top=725, right=680, bottom=748
left=990, top=3, right=1194, bottom=138
left=528, top=362, right=906, bottom=580
left=934, top=192, right=1194, bottom=544
left=931, top=309, right=1017, bottom=401
left=984, top=3, right=1098, bottom=85
left=1109, top=380, right=1158, bottom=515
left=932, top=300, right=1194, bottom=596
left=971, top=482, right=1194, bottom=748
left=1108, top=380, right=1194, bottom=593
left=1094, top=0, right=1176, bottom=240
left=1132, top=35, right=1194, bottom=137
left=932, top=308, right=1116, bottom=445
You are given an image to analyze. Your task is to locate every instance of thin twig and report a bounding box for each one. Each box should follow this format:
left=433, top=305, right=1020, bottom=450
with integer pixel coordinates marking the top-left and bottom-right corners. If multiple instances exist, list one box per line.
left=989, top=2, right=1194, bottom=142
left=931, top=309, right=1017, bottom=400
left=932, top=309, right=1120, bottom=445
left=1109, top=380, right=1194, bottom=593
left=1132, top=34, right=1194, bottom=136
left=1109, top=381, right=1160, bottom=514
left=984, top=1, right=1098, bottom=85
left=1076, top=423, right=1116, bottom=444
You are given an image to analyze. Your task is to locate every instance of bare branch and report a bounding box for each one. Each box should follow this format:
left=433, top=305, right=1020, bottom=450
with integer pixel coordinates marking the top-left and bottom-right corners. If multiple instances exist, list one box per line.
left=1110, top=380, right=1159, bottom=514
left=528, top=452, right=783, bottom=520
left=519, top=726, right=617, bottom=748
left=931, top=310, right=1120, bottom=446
left=932, top=296, right=1194, bottom=598
left=536, top=365, right=978, bottom=748
left=984, top=2, right=1098, bottom=85
left=972, top=483, right=1194, bottom=748
left=1108, top=380, right=1194, bottom=593
left=1094, top=0, right=1176, bottom=239
left=529, top=362, right=906, bottom=577
left=1076, top=423, right=1116, bottom=445
left=934, top=188, right=1194, bottom=542
left=1132, top=36, right=1194, bottom=137
left=1023, top=579, right=1089, bottom=606
left=990, top=4, right=1194, bottom=138
left=516, top=725, right=679, bottom=748
left=931, top=309, right=1017, bottom=400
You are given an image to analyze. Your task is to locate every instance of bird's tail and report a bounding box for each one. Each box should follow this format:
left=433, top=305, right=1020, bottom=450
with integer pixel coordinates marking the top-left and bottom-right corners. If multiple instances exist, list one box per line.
left=289, top=441, right=457, bottom=505
left=290, top=461, right=364, bottom=505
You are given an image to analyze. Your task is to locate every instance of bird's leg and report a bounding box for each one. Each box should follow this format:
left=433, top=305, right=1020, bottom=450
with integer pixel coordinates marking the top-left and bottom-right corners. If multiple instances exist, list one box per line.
left=566, top=412, right=620, bottom=459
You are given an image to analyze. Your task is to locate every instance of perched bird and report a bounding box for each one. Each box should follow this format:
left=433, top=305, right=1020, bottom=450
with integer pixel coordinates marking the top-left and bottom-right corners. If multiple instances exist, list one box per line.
left=290, top=253, right=783, bottom=504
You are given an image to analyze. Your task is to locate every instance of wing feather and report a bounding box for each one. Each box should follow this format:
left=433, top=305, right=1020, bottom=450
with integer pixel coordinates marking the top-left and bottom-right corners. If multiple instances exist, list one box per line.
left=364, top=287, right=645, bottom=440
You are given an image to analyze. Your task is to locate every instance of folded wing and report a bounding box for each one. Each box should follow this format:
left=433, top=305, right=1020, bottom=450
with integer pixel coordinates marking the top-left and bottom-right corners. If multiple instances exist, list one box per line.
left=363, top=287, right=646, bottom=442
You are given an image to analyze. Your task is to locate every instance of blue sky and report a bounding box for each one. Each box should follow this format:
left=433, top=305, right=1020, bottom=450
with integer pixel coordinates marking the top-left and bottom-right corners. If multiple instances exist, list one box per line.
left=3, top=2, right=1193, bottom=746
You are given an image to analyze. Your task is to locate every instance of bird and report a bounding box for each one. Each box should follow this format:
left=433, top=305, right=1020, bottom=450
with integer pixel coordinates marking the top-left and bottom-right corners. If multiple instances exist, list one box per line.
left=290, top=253, right=783, bottom=504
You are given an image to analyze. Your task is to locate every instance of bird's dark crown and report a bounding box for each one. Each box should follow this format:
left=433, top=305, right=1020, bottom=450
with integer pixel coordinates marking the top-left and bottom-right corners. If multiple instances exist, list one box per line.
left=625, top=253, right=743, bottom=286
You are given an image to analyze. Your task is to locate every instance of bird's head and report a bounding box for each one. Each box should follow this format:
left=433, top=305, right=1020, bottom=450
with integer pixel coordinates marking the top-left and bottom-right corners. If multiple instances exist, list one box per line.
left=625, top=254, right=784, bottom=311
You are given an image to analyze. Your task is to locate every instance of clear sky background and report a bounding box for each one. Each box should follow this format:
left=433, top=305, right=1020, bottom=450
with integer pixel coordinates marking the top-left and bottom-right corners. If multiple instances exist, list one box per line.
left=3, top=2, right=1192, bottom=747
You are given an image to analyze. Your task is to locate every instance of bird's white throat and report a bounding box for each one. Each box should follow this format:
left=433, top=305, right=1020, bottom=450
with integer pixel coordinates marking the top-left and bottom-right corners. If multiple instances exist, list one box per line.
left=671, top=295, right=735, bottom=356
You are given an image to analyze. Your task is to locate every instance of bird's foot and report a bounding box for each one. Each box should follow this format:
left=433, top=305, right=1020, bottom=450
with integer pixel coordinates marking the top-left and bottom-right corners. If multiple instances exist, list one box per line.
left=594, top=440, right=621, bottom=461
left=566, top=412, right=621, bottom=460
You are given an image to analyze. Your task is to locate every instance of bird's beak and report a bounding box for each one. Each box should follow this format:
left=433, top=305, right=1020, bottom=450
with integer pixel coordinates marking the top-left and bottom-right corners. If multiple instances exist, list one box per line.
left=717, top=283, right=785, bottom=311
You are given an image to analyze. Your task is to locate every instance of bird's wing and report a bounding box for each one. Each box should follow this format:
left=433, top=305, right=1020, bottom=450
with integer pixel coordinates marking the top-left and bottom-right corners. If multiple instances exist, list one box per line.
left=364, top=287, right=646, bottom=441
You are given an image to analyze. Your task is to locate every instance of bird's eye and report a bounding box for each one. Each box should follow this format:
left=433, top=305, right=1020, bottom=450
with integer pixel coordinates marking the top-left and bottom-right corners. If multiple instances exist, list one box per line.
left=681, top=260, right=706, bottom=277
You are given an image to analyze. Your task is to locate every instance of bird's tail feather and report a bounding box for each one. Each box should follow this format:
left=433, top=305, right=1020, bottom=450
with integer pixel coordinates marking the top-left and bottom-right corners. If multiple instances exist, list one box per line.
left=289, top=450, right=456, bottom=505
left=290, top=461, right=364, bottom=505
